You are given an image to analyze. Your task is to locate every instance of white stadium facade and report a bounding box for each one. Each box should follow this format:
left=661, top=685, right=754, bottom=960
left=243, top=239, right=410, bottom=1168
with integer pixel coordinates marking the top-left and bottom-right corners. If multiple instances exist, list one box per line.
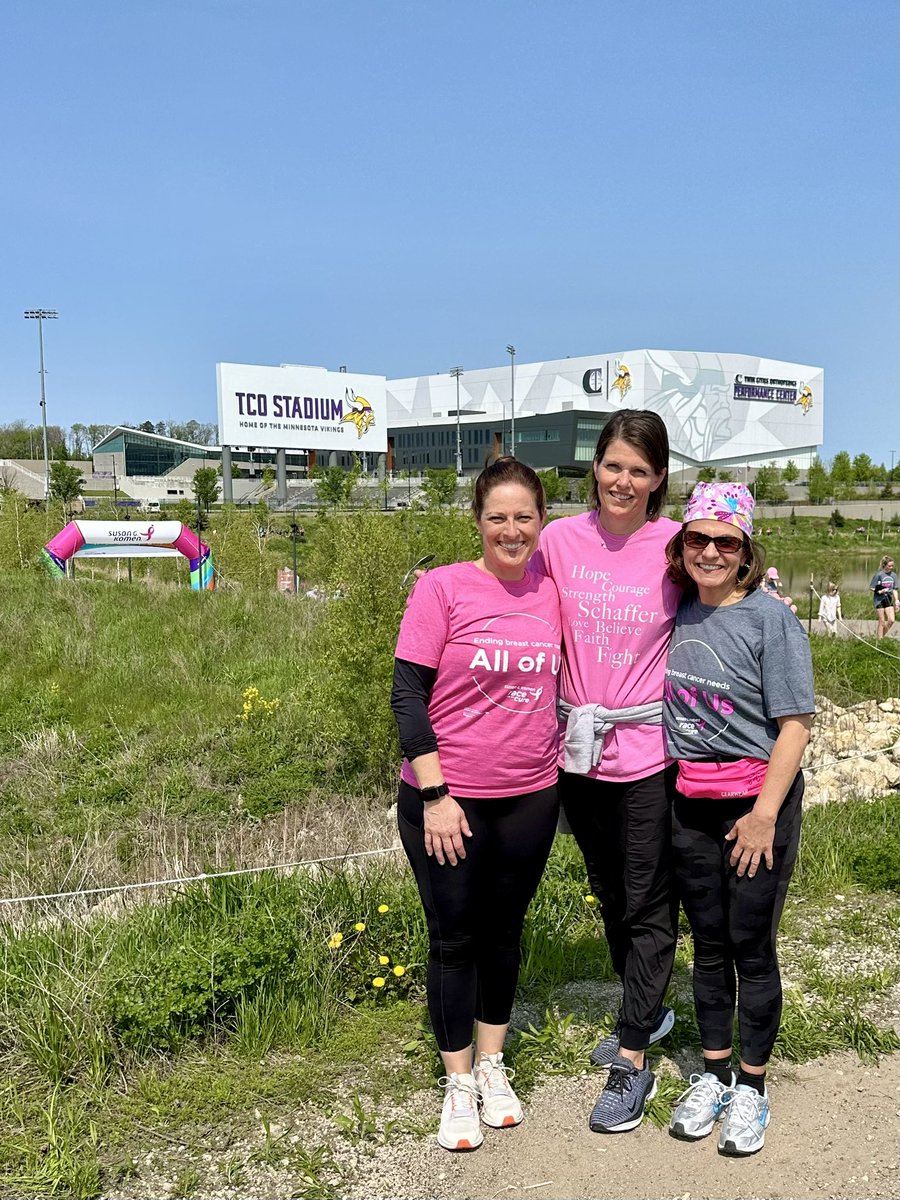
left=63, top=349, right=822, bottom=508
left=384, top=348, right=823, bottom=478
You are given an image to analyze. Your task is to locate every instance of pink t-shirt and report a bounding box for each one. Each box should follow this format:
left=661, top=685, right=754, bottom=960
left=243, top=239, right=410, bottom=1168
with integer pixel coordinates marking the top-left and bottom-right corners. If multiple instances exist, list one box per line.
left=536, top=511, right=682, bottom=782
left=395, top=561, right=562, bottom=798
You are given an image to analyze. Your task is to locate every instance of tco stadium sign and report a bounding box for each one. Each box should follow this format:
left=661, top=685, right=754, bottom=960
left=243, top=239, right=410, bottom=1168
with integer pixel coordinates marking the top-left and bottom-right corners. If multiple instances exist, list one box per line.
left=216, top=362, right=388, bottom=453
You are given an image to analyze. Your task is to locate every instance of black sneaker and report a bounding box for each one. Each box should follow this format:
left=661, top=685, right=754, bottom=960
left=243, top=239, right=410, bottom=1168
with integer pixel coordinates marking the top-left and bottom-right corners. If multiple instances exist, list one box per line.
left=590, top=1005, right=675, bottom=1067
left=588, top=1056, right=657, bottom=1133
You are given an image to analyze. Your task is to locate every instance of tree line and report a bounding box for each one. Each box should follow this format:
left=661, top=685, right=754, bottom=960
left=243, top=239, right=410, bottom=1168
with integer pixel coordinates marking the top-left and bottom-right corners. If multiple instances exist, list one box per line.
left=695, top=453, right=900, bottom=504
left=0, top=419, right=218, bottom=460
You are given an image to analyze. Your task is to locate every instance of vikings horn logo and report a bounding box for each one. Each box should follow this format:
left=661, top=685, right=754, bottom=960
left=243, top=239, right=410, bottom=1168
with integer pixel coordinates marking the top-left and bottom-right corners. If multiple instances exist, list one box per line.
left=796, top=384, right=813, bottom=414
left=612, top=363, right=632, bottom=400
left=341, top=388, right=375, bottom=438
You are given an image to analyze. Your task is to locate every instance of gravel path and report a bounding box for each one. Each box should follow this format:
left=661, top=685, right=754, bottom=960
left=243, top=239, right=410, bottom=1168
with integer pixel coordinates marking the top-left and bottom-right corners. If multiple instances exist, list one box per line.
left=343, top=1052, right=900, bottom=1200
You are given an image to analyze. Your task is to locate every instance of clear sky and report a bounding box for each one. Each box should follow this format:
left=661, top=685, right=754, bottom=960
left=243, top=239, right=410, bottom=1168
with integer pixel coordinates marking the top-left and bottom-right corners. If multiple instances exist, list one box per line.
left=2, top=0, right=897, bottom=462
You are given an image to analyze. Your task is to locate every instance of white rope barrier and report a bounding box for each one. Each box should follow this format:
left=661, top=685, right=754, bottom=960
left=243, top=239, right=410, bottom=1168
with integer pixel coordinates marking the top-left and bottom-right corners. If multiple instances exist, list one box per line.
left=0, top=845, right=403, bottom=908
left=809, top=583, right=900, bottom=660
left=3, top=735, right=898, bottom=911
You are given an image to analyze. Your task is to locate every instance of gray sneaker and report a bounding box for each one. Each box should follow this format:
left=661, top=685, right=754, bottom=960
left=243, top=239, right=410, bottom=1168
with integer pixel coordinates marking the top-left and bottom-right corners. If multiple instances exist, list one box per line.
left=590, top=1005, right=675, bottom=1067
left=718, top=1084, right=770, bottom=1156
left=588, top=1056, right=657, bottom=1133
left=669, top=1071, right=735, bottom=1140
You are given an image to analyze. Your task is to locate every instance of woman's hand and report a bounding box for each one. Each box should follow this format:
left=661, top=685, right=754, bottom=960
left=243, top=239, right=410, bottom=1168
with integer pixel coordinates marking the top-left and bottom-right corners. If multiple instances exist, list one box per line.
left=423, top=795, right=473, bottom=867
left=724, top=809, right=776, bottom=878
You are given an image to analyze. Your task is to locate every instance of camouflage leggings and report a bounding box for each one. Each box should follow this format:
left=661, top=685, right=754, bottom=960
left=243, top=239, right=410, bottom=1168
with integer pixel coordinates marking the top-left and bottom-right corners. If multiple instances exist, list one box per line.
left=672, top=774, right=803, bottom=1067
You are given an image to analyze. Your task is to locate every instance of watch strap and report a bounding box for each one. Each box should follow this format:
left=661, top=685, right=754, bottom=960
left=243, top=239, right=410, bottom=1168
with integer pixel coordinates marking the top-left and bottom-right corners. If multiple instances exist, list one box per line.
left=420, top=783, right=449, bottom=801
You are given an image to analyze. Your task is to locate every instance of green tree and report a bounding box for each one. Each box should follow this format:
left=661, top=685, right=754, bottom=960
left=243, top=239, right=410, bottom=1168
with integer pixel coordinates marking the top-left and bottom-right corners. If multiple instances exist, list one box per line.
left=852, top=453, right=874, bottom=484
left=421, top=467, right=459, bottom=510
left=753, top=464, right=787, bottom=504
left=536, top=469, right=566, bottom=505
left=261, top=466, right=276, bottom=490
left=830, top=451, right=855, bottom=499
left=192, top=466, right=220, bottom=511
left=172, top=498, right=196, bottom=527
left=782, top=459, right=799, bottom=483
left=48, top=460, right=84, bottom=517
left=716, top=469, right=734, bottom=482
left=311, top=464, right=358, bottom=508
left=697, top=466, right=717, bottom=483
left=807, top=456, right=831, bottom=505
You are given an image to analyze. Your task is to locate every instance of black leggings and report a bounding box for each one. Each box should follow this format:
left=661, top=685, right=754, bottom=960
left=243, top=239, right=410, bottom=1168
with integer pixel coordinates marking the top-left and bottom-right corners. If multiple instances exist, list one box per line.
left=397, top=781, right=558, bottom=1053
left=560, top=766, right=679, bottom=1051
left=672, top=774, right=803, bottom=1067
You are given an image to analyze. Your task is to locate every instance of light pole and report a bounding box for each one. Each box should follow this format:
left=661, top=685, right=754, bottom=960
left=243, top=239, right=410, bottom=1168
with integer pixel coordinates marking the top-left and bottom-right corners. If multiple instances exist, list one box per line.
left=450, top=366, right=464, bottom=476
left=506, top=345, right=516, bottom=456
left=24, top=309, right=58, bottom=500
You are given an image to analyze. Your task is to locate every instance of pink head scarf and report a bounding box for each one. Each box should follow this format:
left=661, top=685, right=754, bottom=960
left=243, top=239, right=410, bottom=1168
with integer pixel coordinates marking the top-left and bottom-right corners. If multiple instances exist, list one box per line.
left=683, top=481, right=754, bottom=537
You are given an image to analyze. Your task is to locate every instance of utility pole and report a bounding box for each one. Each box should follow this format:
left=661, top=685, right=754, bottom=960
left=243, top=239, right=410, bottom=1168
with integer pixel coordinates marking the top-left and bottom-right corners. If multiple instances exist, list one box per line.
left=506, top=345, right=516, bottom=456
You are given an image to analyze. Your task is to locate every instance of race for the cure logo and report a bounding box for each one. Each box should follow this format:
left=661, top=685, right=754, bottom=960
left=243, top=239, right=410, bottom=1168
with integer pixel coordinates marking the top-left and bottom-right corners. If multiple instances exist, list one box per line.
left=466, top=612, right=561, bottom=715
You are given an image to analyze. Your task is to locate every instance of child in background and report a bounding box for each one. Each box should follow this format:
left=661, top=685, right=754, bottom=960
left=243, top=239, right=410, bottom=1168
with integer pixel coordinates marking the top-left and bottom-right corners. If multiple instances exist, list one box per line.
left=818, top=583, right=841, bottom=636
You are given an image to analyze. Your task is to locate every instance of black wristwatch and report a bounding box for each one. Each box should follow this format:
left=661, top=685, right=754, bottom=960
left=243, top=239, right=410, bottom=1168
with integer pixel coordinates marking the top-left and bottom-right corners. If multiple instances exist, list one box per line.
left=420, top=783, right=450, bottom=802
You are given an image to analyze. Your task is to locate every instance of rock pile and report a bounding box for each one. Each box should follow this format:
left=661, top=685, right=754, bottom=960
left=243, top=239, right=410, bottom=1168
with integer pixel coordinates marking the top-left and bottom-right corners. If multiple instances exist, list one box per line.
left=804, top=696, right=900, bottom=805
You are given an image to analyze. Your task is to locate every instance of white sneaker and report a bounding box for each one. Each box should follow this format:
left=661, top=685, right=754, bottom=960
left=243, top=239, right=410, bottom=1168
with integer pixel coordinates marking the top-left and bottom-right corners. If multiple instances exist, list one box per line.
left=669, top=1071, right=735, bottom=1140
left=474, top=1052, right=524, bottom=1128
left=437, top=1073, right=484, bottom=1151
left=718, top=1083, right=770, bottom=1156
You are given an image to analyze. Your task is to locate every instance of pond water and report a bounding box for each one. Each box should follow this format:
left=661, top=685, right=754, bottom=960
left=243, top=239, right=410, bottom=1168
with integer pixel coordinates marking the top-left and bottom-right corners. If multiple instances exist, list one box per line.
left=764, top=554, right=886, bottom=595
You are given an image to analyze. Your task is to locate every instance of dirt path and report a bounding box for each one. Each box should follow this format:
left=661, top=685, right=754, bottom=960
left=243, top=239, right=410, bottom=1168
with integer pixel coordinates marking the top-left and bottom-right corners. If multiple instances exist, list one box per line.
left=345, top=1052, right=900, bottom=1200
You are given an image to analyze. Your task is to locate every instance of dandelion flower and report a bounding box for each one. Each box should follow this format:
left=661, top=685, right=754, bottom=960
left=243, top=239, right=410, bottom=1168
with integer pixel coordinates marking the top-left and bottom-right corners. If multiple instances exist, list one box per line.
left=372, top=977, right=386, bottom=989
left=377, top=904, right=390, bottom=914
left=378, top=955, right=390, bottom=966
left=354, top=921, right=366, bottom=932
left=392, top=965, right=406, bottom=977
left=327, top=932, right=344, bottom=949
left=584, top=894, right=598, bottom=906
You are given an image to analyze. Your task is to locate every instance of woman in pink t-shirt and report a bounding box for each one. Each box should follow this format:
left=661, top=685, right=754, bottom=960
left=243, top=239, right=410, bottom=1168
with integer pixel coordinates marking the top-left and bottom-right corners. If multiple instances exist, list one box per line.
left=537, top=409, right=681, bottom=1134
left=391, top=457, right=562, bottom=1152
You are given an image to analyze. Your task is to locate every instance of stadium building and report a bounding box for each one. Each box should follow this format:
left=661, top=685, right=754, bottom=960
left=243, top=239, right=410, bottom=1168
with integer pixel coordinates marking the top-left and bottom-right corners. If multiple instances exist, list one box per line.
left=385, top=348, right=823, bottom=477
left=72, top=348, right=822, bottom=506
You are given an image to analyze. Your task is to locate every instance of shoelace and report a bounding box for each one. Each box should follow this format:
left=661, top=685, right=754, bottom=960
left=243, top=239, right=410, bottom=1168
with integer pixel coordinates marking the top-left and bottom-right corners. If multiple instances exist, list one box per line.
left=722, top=1088, right=763, bottom=1134
left=478, top=1059, right=515, bottom=1094
left=439, top=1076, right=479, bottom=1113
left=604, top=1063, right=636, bottom=1097
left=676, top=1073, right=725, bottom=1111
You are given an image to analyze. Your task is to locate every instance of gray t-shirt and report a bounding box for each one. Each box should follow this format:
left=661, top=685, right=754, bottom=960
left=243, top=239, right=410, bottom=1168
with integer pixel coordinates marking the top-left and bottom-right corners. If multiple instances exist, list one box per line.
left=663, top=588, right=815, bottom=762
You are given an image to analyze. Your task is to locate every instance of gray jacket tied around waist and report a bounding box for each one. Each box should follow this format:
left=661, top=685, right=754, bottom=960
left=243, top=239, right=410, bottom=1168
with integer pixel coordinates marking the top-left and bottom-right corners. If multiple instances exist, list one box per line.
left=558, top=699, right=664, bottom=775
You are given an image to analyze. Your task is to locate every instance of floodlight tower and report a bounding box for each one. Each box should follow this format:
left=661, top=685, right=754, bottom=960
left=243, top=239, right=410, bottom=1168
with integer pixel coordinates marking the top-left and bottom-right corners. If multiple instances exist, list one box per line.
left=450, top=366, right=464, bottom=476
left=24, top=308, right=58, bottom=499
left=506, top=344, right=516, bottom=456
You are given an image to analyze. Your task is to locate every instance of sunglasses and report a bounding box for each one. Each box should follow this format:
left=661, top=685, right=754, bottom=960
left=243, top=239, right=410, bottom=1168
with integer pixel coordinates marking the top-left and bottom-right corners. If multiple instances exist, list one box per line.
left=683, top=530, right=745, bottom=554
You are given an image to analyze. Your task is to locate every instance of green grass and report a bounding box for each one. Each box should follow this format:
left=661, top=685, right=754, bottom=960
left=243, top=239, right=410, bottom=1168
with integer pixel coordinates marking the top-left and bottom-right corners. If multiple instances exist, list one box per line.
left=0, top=506, right=899, bottom=1197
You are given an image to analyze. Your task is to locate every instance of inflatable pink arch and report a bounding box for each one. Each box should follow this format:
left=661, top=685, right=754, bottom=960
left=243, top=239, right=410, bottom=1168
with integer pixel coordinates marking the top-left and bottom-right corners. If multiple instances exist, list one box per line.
left=42, top=520, right=214, bottom=590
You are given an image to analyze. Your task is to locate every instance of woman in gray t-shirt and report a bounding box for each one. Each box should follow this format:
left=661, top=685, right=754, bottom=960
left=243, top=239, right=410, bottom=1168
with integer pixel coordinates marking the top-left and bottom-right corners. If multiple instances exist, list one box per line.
left=869, top=555, right=897, bottom=639
left=661, top=482, right=814, bottom=1159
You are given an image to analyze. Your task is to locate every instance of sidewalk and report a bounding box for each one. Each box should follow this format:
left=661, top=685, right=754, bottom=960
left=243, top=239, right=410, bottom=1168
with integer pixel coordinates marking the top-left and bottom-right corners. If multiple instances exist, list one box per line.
left=811, top=617, right=899, bottom=639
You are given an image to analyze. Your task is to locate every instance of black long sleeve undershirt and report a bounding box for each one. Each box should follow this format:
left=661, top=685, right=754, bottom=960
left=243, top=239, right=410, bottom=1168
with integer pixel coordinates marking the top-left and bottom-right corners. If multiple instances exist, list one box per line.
left=390, top=658, right=439, bottom=763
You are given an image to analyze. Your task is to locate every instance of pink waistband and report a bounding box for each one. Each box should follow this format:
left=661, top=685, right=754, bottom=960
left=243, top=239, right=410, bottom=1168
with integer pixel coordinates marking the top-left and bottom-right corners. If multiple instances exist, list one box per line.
left=677, top=757, right=768, bottom=800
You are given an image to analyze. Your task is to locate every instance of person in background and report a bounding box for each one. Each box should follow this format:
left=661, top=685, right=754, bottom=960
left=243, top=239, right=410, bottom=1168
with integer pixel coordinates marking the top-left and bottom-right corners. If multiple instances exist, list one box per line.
left=869, top=556, right=897, bottom=639
left=536, top=410, right=681, bottom=1135
left=390, top=457, right=562, bottom=1152
left=663, top=482, right=814, bottom=1157
left=761, top=566, right=782, bottom=596
left=817, top=581, right=841, bottom=636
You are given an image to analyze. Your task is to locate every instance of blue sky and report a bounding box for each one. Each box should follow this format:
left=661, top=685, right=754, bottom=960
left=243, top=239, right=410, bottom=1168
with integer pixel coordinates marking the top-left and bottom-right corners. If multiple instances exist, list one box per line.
left=2, top=0, right=897, bottom=461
